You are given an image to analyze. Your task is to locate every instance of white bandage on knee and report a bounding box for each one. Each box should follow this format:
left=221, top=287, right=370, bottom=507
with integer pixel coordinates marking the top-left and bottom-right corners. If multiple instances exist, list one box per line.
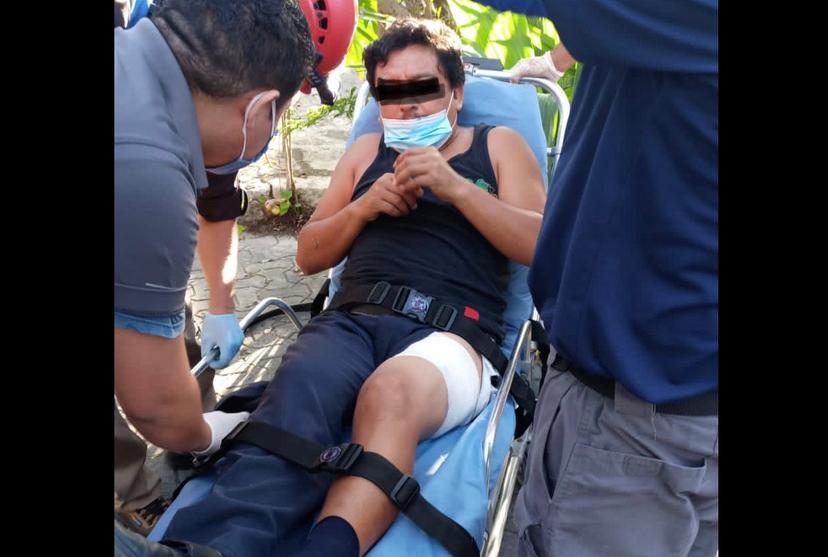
left=392, top=332, right=495, bottom=438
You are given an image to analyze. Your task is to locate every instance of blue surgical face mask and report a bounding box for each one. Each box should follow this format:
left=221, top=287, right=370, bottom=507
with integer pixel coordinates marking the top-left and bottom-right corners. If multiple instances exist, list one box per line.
left=381, top=91, right=456, bottom=153
left=206, top=91, right=278, bottom=175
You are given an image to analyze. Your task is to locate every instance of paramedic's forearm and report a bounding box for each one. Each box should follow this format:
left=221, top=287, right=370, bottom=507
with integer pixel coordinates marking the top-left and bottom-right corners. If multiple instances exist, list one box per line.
left=197, top=216, right=237, bottom=314
left=127, top=402, right=212, bottom=453
left=296, top=203, right=369, bottom=275
left=115, top=329, right=213, bottom=453
left=450, top=181, right=542, bottom=265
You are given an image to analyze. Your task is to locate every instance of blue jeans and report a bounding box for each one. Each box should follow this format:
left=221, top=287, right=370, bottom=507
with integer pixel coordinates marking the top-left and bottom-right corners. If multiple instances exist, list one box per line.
left=115, top=310, right=186, bottom=339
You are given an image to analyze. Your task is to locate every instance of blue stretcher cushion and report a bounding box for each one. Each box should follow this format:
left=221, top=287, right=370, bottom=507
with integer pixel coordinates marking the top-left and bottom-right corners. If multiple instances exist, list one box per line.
left=334, top=75, right=549, bottom=356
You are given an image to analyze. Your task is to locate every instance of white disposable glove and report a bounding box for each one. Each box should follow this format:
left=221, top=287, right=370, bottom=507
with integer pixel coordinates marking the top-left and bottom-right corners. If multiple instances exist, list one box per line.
left=192, top=410, right=251, bottom=457
left=508, top=51, right=564, bottom=83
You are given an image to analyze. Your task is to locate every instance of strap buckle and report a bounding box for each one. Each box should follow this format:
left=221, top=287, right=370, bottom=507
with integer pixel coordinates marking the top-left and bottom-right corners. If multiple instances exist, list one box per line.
left=367, top=281, right=391, bottom=305
left=314, top=443, right=364, bottom=473
left=390, top=474, right=420, bottom=511
left=430, top=305, right=458, bottom=331
left=391, top=286, right=433, bottom=323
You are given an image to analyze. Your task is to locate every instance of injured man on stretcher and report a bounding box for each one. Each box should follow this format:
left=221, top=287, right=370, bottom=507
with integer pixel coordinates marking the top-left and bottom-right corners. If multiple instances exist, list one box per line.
left=115, top=18, right=545, bottom=557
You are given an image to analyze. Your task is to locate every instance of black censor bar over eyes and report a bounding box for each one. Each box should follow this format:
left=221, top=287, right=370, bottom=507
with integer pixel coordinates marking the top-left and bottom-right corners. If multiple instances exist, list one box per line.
left=376, top=78, right=444, bottom=104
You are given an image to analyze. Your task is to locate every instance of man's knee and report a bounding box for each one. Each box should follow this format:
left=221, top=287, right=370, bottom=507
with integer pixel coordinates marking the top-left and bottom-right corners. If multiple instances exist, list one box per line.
left=357, top=367, right=418, bottom=421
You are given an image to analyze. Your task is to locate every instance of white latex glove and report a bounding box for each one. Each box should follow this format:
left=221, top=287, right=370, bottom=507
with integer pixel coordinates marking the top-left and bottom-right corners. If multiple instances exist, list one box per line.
left=508, top=51, right=564, bottom=83
left=192, top=410, right=251, bottom=457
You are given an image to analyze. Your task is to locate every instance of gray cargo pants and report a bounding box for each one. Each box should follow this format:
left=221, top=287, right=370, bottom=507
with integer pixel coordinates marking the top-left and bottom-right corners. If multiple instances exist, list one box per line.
left=514, top=364, right=718, bottom=557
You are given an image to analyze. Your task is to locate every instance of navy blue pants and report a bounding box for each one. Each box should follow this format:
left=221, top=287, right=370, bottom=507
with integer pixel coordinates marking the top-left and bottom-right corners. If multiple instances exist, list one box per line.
left=163, top=310, right=435, bottom=557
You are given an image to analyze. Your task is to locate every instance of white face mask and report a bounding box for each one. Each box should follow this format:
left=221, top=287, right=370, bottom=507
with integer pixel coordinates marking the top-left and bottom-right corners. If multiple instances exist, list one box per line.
left=206, top=91, right=277, bottom=175
left=380, top=92, right=456, bottom=153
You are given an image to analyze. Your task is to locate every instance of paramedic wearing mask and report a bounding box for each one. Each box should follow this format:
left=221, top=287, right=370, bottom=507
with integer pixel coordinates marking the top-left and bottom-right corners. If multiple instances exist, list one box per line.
left=114, top=0, right=315, bottom=530
left=120, top=19, right=546, bottom=557
left=476, top=1, right=720, bottom=556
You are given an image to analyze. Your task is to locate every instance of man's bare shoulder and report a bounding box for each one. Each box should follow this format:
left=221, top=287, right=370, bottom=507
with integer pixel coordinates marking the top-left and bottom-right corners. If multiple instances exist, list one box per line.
left=347, top=132, right=382, bottom=162
left=343, top=132, right=383, bottom=182
left=486, top=125, right=529, bottom=154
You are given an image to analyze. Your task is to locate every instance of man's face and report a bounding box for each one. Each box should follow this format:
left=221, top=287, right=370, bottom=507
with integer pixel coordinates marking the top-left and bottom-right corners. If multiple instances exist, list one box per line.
left=374, top=45, right=463, bottom=121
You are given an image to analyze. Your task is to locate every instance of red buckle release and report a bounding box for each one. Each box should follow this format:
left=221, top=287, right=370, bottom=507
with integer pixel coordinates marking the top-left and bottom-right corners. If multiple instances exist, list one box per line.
left=463, top=306, right=480, bottom=321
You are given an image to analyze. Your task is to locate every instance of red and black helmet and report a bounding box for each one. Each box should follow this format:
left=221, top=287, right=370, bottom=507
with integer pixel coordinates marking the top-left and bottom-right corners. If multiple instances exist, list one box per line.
left=296, top=0, right=358, bottom=104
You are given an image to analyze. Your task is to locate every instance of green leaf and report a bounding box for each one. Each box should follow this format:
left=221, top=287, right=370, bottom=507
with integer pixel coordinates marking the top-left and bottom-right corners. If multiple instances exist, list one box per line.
left=236, top=223, right=246, bottom=236
left=280, top=190, right=293, bottom=200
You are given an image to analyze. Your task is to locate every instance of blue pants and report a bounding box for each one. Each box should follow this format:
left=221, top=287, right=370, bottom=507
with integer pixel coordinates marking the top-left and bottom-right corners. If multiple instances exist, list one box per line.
left=163, top=310, right=435, bottom=557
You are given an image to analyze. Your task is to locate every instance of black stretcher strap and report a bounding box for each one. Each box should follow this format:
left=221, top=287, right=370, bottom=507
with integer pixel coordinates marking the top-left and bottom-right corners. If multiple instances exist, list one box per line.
left=216, top=420, right=479, bottom=557
left=329, top=281, right=508, bottom=371
left=348, top=452, right=479, bottom=557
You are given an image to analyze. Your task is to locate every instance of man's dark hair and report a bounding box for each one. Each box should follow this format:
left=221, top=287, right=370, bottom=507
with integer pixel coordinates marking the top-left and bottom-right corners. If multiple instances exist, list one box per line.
left=152, top=0, right=315, bottom=111
left=364, top=18, right=465, bottom=100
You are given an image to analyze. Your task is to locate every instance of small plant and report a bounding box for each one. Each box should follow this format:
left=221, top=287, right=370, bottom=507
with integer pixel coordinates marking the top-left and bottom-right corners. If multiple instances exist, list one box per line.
left=281, top=87, right=358, bottom=136
left=274, top=88, right=358, bottom=211
left=260, top=190, right=301, bottom=218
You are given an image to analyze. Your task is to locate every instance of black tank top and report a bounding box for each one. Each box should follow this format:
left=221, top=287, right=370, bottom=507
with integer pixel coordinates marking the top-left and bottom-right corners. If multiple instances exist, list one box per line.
left=333, top=124, right=510, bottom=343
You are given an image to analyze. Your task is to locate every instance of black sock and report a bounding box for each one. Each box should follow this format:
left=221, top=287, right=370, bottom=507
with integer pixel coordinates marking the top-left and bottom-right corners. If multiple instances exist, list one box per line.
left=289, top=516, right=360, bottom=557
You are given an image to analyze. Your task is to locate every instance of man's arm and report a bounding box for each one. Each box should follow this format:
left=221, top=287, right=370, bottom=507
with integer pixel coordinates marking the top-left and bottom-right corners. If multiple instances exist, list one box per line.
left=197, top=216, right=238, bottom=315
left=296, top=133, right=420, bottom=275
left=196, top=170, right=246, bottom=314
left=459, top=127, right=546, bottom=264
left=393, top=127, right=546, bottom=265
left=115, top=327, right=212, bottom=453
left=195, top=171, right=247, bottom=368
left=550, top=43, right=577, bottom=75
left=115, top=152, right=249, bottom=452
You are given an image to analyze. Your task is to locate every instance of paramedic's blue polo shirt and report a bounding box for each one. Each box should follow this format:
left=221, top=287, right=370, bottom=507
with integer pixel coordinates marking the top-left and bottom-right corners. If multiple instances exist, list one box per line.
left=115, top=18, right=207, bottom=321
left=481, top=0, right=718, bottom=404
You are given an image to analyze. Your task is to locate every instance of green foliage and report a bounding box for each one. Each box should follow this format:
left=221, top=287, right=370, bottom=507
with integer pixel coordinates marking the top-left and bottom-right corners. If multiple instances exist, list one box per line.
left=345, top=0, right=390, bottom=78
left=447, top=0, right=580, bottom=101
left=281, top=87, right=359, bottom=136
left=345, top=0, right=580, bottom=102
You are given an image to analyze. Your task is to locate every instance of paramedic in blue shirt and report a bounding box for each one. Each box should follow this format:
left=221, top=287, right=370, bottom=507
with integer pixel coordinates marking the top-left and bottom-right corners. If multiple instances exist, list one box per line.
left=478, top=1, right=719, bottom=555
left=115, top=0, right=314, bottom=475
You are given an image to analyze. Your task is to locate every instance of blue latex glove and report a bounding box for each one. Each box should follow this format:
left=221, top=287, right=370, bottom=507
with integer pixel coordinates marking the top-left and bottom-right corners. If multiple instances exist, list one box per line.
left=201, top=312, right=244, bottom=369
